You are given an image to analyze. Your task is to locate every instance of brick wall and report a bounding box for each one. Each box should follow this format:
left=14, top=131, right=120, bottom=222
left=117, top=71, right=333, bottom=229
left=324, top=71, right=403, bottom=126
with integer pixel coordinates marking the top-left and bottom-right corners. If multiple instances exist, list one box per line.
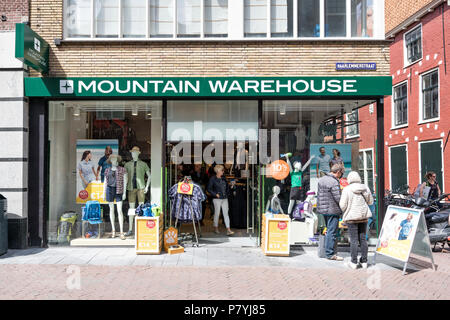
left=0, top=0, right=29, bottom=31
left=29, top=0, right=391, bottom=78
left=385, top=0, right=437, bottom=34
left=384, top=5, right=450, bottom=192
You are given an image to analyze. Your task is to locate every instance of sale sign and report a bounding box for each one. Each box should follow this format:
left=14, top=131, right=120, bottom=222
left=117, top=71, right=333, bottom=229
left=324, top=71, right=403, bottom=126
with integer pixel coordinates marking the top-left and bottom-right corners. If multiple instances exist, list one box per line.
left=266, top=217, right=290, bottom=254
left=177, top=182, right=194, bottom=195
left=136, top=217, right=159, bottom=252
left=267, top=160, right=290, bottom=180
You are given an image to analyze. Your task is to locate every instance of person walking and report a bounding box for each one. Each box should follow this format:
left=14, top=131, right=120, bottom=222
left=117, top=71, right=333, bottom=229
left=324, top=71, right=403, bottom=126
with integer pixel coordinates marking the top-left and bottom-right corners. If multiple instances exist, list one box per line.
left=207, top=165, right=234, bottom=236
left=340, top=171, right=373, bottom=269
left=317, top=164, right=344, bottom=261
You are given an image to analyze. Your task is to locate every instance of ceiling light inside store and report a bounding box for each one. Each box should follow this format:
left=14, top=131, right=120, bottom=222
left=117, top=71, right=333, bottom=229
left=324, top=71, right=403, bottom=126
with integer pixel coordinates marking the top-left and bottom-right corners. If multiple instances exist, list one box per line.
left=132, top=106, right=138, bottom=116
left=279, top=105, right=286, bottom=115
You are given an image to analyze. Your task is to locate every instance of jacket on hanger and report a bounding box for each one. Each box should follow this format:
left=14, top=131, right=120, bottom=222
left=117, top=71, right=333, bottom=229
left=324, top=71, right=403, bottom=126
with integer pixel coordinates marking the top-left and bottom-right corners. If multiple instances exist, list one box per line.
left=169, top=183, right=206, bottom=222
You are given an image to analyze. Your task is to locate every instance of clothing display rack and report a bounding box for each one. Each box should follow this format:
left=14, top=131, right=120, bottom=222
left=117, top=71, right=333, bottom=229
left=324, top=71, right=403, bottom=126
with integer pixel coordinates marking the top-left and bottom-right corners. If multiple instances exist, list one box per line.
left=170, top=176, right=203, bottom=247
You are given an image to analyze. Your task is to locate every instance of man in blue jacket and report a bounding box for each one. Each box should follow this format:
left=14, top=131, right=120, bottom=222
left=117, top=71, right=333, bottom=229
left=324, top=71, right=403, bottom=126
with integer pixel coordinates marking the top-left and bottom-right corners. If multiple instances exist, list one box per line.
left=317, top=164, right=344, bottom=261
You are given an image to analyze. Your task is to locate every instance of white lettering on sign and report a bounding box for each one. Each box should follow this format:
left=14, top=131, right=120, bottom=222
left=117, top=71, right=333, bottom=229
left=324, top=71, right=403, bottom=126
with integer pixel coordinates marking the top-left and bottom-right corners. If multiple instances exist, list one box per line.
left=74, top=79, right=362, bottom=95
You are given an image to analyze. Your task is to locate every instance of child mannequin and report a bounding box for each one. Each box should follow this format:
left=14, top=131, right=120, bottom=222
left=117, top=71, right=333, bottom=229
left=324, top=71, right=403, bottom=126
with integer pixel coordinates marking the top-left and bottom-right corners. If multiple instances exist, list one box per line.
left=265, top=186, right=284, bottom=215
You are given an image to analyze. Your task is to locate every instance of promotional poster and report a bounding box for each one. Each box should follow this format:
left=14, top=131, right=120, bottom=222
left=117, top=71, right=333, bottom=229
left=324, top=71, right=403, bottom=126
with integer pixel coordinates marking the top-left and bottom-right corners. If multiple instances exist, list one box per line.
left=376, top=206, right=422, bottom=262
left=76, top=139, right=119, bottom=204
left=309, top=143, right=352, bottom=192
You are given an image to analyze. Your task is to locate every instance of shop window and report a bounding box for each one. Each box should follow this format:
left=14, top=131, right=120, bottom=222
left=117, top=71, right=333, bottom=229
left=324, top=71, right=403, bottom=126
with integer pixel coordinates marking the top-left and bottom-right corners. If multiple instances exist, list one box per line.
left=95, top=0, right=120, bottom=38
left=298, top=0, right=320, bottom=37
left=270, top=0, right=293, bottom=37
left=393, top=82, right=408, bottom=127
left=122, top=0, right=146, bottom=38
left=150, top=0, right=174, bottom=38
left=177, top=0, right=201, bottom=38
left=421, top=69, right=439, bottom=121
left=404, top=25, right=422, bottom=65
left=47, top=101, right=162, bottom=246
left=351, top=0, right=373, bottom=37
left=244, top=0, right=268, bottom=37
left=325, top=0, right=347, bottom=37
left=204, top=0, right=228, bottom=37
left=419, top=140, right=443, bottom=189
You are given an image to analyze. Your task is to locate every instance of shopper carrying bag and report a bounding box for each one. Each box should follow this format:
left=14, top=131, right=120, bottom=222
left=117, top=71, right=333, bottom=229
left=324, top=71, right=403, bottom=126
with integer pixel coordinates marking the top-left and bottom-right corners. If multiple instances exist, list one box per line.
left=340, top=171, right=373, bottom=269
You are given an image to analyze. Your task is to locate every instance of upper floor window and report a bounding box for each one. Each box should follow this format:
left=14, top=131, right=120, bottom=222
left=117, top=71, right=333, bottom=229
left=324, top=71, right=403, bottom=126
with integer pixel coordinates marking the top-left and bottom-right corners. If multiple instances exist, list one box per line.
left=404, top=25, right=422, bottom=65
left=64, top=0, right=383, bottom=40
left=421, top=69, right=439, bottom=121
left=393, top=82, right=408, bottom=127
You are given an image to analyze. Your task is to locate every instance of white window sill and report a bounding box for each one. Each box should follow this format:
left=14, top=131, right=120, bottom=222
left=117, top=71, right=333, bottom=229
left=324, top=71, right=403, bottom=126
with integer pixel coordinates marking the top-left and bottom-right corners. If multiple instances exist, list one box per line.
left=418, top=118, right=440, bottom=125
left=346, top=134, right=360, bottom=139
left=391, top=124, right=408, bottom=130
left=404, top=58, right=423, bottom=69
left=60, top=37, right=388, bottom=43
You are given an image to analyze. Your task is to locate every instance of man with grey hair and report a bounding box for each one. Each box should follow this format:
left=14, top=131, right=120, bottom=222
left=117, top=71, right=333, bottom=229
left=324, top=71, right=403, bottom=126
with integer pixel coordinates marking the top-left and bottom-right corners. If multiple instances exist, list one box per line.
left=317, top=163, right=345, bottom=261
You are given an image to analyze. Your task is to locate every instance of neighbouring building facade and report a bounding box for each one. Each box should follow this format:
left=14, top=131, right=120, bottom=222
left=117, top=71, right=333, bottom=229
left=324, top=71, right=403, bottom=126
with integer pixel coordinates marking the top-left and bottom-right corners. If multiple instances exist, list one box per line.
left=2, top=0, right=392, bottom=249
left=384, top=0, right=449, bottom=195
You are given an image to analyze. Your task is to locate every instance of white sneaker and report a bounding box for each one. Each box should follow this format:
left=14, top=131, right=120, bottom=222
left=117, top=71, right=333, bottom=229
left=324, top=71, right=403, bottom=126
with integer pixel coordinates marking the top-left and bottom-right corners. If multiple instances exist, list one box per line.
left=360, top=262, right=368, bottom=269
left=346, top=261, right=359, bottom=270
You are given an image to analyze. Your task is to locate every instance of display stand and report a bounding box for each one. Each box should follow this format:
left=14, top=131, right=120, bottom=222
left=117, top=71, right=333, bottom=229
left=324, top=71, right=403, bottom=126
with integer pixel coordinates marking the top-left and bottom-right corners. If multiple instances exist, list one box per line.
left=174, top=193, right=201, bottom=247
left=375, top=206, right=436, bottom=275
left=135, top=216, right=163, bottom=255
left=261, top=214, right=290, bottom=256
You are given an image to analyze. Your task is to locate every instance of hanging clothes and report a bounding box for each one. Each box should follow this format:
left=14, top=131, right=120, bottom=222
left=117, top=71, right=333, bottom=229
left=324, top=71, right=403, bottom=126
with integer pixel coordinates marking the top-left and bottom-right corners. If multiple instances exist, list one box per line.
left=169, top=183, right=206, bottom=222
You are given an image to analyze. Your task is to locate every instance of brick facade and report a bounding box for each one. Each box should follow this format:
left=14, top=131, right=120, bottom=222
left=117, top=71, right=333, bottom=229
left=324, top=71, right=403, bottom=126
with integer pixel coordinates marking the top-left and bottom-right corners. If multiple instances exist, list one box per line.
left=0, top=0, right=29, bottom=31
left=385, top=0, right=436, bottom=34
left=384, top=4, right=449, bottom=192
left=28, top=0, right=390, bottom=78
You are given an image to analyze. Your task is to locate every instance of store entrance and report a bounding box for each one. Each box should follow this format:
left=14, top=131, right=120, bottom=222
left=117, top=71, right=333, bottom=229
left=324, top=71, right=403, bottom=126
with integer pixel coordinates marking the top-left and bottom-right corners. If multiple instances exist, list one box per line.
left=164, top=141, right=260, bottom=248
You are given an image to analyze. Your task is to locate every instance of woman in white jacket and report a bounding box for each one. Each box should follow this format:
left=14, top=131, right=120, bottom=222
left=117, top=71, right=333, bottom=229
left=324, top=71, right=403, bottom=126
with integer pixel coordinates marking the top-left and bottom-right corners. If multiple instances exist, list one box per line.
left=340, top=171, right=374, bottom=269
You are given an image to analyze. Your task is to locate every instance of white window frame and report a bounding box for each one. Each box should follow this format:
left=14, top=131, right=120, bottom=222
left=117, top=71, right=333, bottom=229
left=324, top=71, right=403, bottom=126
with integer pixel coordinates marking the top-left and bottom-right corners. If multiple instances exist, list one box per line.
left=403, top=23, right=423, bottom=68
left=391, top=80, right=408, bottom=130
left=388, top=144, right=408, bottom=192
left=359, top=147, right=375, bottom=192
left=62, top=0, right=385, bottom=41
left=418, top=139, right=445, bottom=192
left=418, top=67, right=440, bottom=124
left=345, top=109, right=360, bottom=139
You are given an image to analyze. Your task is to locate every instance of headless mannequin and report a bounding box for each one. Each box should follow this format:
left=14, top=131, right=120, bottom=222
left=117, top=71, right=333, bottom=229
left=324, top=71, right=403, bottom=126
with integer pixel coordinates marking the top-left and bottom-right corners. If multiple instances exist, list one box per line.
left=126, top=150, right=151, bottom=236
left=265, top=186, right=284, bottom=214
left=285, top=153, right=315, bottom=215
left=104, top=155, right=128, bottom=240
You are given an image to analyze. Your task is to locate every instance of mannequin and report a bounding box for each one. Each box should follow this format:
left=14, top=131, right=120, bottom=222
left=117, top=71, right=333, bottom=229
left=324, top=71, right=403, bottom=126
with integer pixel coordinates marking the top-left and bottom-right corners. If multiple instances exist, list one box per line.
left=285, top=153, right=315, bottom=215
left=303, top=190, right=319, bottom=244
left=265, top=186, right=284, bottom=215
left=104, top=155, right=127, bottom=240
left=125, top=146, right=151, bottom=236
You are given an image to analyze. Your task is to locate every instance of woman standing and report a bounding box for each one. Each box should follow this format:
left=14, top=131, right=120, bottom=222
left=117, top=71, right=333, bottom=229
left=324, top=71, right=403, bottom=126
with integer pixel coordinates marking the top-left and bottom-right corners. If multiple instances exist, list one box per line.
left=78, top=151, right=98, bottom=189
left=330, top=148, right=344, bottom=168
left=420, top=171, right=441, bottom=201
left=339, top=171, right=373, bottom=269
left=207, top=165, right=234, bottom=236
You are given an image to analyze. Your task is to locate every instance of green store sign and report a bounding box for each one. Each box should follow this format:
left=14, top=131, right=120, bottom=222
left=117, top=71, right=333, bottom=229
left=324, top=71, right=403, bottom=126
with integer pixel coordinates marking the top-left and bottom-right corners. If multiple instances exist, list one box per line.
left=25, top=77, right=392, bottom=97
left=15, top=23, right=50, bottom=74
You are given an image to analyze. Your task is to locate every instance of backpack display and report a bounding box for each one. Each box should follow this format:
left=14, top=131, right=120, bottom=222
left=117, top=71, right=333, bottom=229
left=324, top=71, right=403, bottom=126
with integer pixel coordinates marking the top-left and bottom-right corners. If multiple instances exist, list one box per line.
left=82, top=201, right=102, bottom=224
left=57, top=212, right=78, bottom=244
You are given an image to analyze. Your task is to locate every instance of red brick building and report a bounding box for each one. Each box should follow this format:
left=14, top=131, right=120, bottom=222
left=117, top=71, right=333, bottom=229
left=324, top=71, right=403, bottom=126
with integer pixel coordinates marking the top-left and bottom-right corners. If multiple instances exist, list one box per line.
left=384, top=0, right=449, bottom=194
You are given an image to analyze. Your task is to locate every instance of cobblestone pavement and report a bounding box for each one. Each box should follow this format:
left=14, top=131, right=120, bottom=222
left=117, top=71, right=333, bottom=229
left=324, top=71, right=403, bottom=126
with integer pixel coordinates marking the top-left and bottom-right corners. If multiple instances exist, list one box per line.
left=0, top=245, right=449, bottom=300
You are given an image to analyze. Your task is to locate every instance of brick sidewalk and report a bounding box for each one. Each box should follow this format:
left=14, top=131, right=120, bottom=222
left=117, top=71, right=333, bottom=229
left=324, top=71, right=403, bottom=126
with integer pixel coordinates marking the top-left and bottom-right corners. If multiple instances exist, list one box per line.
left=0, top=249, right=448, bottom=300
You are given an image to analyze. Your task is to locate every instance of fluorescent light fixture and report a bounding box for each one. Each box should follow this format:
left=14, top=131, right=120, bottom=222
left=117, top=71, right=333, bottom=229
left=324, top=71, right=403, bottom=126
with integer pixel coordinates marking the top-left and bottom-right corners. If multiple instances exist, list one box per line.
left=73, top=106, right=80, bottom=117
left=279, top=105, right=286, bottom=115
left=132, top=106, right=138, bottom=116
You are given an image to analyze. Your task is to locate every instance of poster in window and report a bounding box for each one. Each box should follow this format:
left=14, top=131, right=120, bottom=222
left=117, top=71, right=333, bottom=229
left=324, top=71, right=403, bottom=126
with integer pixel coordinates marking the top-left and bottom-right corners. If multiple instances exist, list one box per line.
left=76, top=139, right=119, bottom=204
